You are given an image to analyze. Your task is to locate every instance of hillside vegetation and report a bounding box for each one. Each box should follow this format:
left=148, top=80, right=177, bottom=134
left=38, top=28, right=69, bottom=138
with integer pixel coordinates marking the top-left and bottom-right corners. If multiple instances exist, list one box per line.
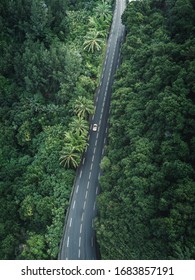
left=96, top=0, right=195, bottom=259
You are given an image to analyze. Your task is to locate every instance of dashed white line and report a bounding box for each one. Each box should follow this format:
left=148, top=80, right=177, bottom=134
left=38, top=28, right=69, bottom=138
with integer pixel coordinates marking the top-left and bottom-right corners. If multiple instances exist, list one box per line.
left=81, top=212, right=84, bottom=222
left=76, top=184, right=79, bottom=194
left=85, top=190, right=88, bottom=200
left=89, top=172, right=91, bottom=180
left=87, top=181, right=90, bottom=189
left=93, top=201, right=96, bottom=211
left=95, top=140, right=97, bottom=147
left=73, top=200, right=76, bottom=209
left=82, top=157, right=85, bottom=165
left=79, top=237, right=81, bottom=247
left=90, top=163, right=93, bottom=170
left=92, top=155, right=94, bottom=162
left=69, top=218, right=72, bottom=227
left=80, top=224, right=83, bottom=234
left=78, top=249, right=81, bottom=258
left=83, top=201, right=86, bottom=210
left=79, top=170, right=82, bottom=178
left=67, top=236, right=69, bottom=248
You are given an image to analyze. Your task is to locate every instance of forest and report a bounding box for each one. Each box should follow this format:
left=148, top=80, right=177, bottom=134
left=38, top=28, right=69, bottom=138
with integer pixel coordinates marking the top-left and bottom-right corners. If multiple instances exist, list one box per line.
left=0, top=0, right=113, bottom=259
left=96, top=0, right=195, bottom=259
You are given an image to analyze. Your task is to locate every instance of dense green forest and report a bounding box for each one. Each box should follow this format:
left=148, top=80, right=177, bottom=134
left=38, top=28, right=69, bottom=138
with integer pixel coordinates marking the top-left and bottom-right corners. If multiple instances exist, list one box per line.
left=0, top=0, right=114, bottom=259
left=97, top=0, right=195, bottom=259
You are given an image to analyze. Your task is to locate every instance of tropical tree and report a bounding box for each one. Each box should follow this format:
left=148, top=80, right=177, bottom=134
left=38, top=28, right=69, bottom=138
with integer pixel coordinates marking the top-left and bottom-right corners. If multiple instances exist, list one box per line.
left=83, top=30, right=104, bottom=52
left=73, top=96, right=94, bottom=119
left=93, top=0, right=112, bottom=21
left=70, top=116, right=89, bottom=136
left=88, top=16, right=108, bottom=37
left=64, top=130, right=87, bottom=152
left=59, top=147, right=80, bottom=169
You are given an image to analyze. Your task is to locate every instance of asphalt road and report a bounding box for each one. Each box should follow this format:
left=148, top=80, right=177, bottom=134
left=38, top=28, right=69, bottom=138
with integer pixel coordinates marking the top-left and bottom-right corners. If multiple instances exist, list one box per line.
left=59, top=0, right=126, bottom=260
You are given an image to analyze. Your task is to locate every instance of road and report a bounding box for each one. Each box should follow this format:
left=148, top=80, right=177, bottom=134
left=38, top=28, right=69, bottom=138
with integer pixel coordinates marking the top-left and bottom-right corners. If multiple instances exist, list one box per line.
left=58, top=0, right=126, bottom=260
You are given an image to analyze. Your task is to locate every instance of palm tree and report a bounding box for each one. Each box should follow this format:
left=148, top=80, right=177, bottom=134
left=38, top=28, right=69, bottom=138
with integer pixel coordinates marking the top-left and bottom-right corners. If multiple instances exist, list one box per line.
left=94, top=0, right=112, bottom=21
left=70, top=116, right=89, bottom=136
left=59, top=147, right=80, bottom=169
left=65, top=130, right=87, bottom=153
left=83, top=30, right=104, bottom=53
left=74, top=96, right=94, bottom=119
left=88, top=16, right=107, bottom=38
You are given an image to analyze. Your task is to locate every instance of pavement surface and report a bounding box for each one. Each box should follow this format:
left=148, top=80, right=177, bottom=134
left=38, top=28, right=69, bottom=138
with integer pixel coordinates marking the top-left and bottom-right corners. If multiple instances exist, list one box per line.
left=59, top=0, right=126, bottom=260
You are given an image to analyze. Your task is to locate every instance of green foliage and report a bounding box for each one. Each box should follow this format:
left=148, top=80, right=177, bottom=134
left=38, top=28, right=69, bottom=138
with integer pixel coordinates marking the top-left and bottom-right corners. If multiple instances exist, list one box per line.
left=0, top=0, right=110, bottom=259
left=96, top=0, right=195, bottom=260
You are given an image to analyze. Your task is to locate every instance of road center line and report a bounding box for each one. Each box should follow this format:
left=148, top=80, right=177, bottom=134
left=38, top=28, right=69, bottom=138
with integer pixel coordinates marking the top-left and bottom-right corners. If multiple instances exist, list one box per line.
left=76, top=184, right=79, bottom=194
left=83, top=201, right=86, bottom=210
left=85, top=190, right=88, bottom=200
left=78, top=249, right=81, bottom=258
left=79, top=236, right=81, bottom=247
left=67, top=236, right=69, bottom=248
left=87, top=181, right=90, bottom=189
left=79, top=170, right=82, bottom=178
left=89, top=172, right=91, bottom=180
left=81, top=212, right=84, bottom=222
left=73, top=200, right=76, bottom=209
left=90, top=163, right=93, bottom=171
left=80, top=224, right=83, bottom=234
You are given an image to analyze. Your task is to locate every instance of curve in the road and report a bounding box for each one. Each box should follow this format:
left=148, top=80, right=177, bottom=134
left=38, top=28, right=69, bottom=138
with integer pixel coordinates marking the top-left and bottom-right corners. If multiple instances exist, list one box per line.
left=58, top=0, right=126, bottom=260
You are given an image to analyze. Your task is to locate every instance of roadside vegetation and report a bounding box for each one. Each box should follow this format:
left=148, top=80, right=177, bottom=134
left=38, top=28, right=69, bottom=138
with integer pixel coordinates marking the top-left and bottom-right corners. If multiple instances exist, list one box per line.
left=0, top=0, right=113, bottom=259
left=96, top=0, right=195, bottom=259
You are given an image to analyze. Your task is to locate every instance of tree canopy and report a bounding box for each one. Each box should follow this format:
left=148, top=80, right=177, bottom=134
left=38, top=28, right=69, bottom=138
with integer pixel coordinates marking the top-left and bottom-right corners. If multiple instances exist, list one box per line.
left=96, top=0, right=195, bottom=260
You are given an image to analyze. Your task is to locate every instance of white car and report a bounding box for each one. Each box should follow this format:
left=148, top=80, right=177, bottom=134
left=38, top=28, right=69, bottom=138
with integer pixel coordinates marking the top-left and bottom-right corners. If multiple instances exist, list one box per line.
left=92, top=124, right=98, bottom=131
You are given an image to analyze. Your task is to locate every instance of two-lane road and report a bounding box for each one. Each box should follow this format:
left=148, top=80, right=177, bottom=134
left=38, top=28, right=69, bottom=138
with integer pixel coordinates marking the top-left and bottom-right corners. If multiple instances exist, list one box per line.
left=59, top=0, right=126, bottom=260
